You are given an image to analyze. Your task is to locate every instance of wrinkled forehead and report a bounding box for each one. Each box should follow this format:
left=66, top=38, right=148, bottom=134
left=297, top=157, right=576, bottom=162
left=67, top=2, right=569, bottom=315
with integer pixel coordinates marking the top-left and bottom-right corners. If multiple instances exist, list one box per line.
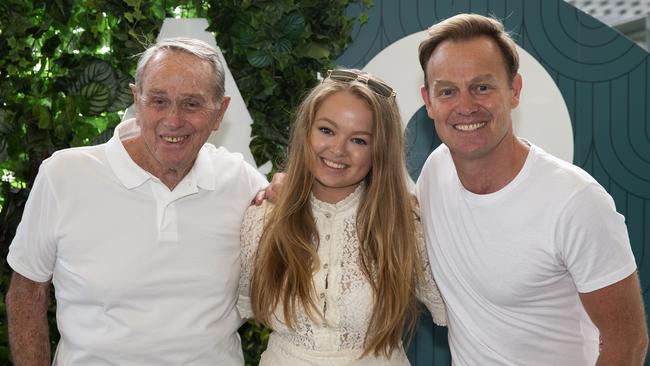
left=140, top=50, right=216, bottom=97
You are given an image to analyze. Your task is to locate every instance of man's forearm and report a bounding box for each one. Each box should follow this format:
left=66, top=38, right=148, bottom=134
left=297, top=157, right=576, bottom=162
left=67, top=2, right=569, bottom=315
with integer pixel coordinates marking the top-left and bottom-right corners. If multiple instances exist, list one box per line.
left=6, top=273, right=52, bottom=366
left=596, top=332, right=648, bottom=366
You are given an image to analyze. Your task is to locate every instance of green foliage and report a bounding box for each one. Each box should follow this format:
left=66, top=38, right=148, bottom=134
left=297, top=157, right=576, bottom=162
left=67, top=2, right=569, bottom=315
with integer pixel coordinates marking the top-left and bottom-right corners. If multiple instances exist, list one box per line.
left=0, top=0, right=368, bottom=365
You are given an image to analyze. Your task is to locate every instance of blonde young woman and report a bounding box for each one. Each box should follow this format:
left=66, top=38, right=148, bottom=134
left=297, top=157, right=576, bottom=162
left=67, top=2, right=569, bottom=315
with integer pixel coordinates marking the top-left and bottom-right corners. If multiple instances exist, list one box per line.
left=238, top=69, right=446, bottom=365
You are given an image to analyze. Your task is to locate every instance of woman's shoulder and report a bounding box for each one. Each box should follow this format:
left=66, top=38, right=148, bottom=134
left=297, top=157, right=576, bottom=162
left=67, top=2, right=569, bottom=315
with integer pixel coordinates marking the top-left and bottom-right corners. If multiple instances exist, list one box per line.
left=243, top=200, right=275, bottom=222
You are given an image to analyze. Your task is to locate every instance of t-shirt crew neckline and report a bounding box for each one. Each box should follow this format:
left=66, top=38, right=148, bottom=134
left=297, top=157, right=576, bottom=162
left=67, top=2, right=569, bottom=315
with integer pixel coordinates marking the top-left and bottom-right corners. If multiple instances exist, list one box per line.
left=458, top=139, right=536, bottom=205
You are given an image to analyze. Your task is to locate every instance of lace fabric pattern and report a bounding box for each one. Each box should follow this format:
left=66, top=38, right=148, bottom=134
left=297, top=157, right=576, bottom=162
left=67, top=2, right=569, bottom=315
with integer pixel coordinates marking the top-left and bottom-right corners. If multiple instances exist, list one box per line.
left=238, top=186, right=446, bottom=364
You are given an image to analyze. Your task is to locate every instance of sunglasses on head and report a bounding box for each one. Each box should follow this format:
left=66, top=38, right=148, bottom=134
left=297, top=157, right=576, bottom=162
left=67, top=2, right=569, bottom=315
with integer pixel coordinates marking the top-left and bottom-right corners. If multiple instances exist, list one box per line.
left=323, top=69, right=396, bottom=98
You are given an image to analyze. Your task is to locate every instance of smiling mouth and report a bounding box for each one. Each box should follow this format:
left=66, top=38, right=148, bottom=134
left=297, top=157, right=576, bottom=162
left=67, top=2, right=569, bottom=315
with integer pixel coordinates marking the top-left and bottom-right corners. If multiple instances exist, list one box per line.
left=322, top=158, right=347, bottom=169
left=454, top=122, right=486, bottom=132
left=161, top=135, right=188, bottom=143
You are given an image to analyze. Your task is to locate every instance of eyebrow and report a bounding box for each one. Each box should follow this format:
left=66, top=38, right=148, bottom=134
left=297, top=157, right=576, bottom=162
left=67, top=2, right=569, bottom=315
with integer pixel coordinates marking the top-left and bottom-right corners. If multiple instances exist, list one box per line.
left=146, top=89, right=207, bottom=100
left=432, top=74, right=498, bottom=87
left=315, top=117, right=372, bottom=136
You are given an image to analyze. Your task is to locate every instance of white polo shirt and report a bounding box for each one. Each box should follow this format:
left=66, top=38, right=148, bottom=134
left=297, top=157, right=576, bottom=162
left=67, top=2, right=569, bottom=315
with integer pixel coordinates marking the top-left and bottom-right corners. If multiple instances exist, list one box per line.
left=8, top=118, right=267, bottom=365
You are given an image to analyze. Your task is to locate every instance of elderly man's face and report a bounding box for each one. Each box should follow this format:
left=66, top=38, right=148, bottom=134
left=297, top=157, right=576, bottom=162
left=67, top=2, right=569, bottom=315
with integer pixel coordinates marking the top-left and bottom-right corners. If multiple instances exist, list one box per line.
left=130, top=50, right=229, bottom=180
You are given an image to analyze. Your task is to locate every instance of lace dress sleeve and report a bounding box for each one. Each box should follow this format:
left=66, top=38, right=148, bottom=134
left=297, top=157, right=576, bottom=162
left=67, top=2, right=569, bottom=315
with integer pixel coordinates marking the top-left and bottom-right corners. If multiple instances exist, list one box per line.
left=237, top=201, right=271, bottom=319
left=415, top=217, right=447, bottom=326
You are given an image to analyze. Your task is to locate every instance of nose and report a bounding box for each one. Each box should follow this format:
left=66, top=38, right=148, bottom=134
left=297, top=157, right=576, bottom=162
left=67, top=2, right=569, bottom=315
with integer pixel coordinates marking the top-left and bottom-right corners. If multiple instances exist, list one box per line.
left=164, top=102, right=185, bottom=127
left=456, top=92, right=478, bottom=116
left=330, top=137, right=347, bottom=156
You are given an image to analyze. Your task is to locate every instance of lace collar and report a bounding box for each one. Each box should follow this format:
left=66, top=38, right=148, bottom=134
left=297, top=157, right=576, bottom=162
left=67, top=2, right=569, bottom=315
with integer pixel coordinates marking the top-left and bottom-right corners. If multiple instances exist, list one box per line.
left=309, top=182, right=366, bottom=216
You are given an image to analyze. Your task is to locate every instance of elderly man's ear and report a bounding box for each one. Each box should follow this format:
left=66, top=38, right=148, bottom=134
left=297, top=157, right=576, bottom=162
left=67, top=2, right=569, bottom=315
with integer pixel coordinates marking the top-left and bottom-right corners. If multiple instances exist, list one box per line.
left=212, top=96, right=231, bottom=132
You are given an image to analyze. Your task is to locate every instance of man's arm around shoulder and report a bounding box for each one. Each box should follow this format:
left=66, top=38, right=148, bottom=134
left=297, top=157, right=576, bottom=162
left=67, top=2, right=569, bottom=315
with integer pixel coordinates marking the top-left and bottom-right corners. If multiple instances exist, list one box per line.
left=6, top=271, right=52, bottom=366
left=580, top=272, right=648, bottom=366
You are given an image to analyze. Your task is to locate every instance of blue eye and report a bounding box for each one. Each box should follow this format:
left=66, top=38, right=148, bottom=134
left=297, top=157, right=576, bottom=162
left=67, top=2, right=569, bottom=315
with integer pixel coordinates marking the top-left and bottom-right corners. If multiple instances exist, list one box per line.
left=319, top=127, right=333, bottom=135
left=351, top=138, right=367, bottom=145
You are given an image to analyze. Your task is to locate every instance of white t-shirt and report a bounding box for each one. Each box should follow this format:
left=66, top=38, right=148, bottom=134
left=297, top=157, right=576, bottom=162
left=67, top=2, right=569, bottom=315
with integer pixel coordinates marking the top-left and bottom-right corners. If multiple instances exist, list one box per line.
left=8, top=119, right=268, bottom=365
left=416, top=143, right=636, bottom=366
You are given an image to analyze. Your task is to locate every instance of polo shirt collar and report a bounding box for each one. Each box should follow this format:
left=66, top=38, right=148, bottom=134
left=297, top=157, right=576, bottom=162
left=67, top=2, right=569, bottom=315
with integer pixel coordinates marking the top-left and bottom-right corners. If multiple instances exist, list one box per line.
left=190, top=146, right=217, bottom=191
left=106, top=119, right=151, bottom=189
left=106, top=118, right=218, bottom=191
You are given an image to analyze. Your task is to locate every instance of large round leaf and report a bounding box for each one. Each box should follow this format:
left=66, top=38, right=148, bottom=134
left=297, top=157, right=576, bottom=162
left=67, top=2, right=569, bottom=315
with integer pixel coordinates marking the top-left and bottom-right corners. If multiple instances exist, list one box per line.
left=80, top=82, right=110, bottom=115
left=247, top=50, right=273, bottom=68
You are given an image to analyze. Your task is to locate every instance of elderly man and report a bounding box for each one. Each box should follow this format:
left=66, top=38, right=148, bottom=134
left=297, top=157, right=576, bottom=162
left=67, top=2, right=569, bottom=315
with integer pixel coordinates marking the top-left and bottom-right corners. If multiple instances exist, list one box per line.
left=416, top=13, right=648, bottom=365
left=6, top=38, right=267, bottom=365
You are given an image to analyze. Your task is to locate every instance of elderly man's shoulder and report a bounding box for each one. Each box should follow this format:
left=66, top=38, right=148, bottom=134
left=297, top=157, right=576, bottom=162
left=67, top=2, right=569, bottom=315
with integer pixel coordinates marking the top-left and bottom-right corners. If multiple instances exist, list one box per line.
left=201, top=144, right=268, bottom=191
left=42, top=143, right=106, bottom=172
left=200, top=143, right=245, bottom=163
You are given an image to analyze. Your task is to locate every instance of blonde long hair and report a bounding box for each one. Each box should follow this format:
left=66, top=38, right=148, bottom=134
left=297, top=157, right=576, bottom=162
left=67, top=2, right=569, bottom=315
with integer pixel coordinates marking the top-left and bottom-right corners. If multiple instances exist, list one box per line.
left=251, top=70, right=422, bottom=357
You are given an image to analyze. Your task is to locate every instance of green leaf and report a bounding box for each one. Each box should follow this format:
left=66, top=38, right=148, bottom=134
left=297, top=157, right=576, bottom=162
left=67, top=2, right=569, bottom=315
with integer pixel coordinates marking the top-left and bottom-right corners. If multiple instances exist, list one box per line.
left=41, top=35, right=62, bottom=58
left=106, top=72, right=133, bottom=112
left=294, top=42, right=330, bottom=59
left=247, top=50, right=273, bottom=68
left=282, top=12, right=305, bottom=40
left=33, top=105, right=51, bottom=129
left=274, top=38, right=292, bottom=54
left=68, top=59, right=117, bottom=97
left=80, top=82, right=110, bottom=115
left=47, top=0, right=73, bottom=24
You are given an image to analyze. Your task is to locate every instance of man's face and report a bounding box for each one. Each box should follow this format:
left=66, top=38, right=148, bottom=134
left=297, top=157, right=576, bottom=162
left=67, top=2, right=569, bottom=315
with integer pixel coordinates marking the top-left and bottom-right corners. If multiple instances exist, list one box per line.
left=131, top=50, right=230, bottom=178
left=421, top=36, right=521, bottom=163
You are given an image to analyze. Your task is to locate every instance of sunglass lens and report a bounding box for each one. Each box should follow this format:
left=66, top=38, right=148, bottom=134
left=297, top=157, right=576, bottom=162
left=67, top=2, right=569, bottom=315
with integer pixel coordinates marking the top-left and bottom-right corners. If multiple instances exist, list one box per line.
left=367, top=79, right=393, bottom=97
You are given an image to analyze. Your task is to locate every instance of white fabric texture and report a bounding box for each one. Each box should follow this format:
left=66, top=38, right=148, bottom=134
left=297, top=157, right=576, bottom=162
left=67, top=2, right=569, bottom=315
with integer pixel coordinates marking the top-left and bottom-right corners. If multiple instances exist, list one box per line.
left=8, top=118, right=268, bottom=365
left=416, top=142, right=637, bottom=366
left=239, top=185, right=446, bottom=365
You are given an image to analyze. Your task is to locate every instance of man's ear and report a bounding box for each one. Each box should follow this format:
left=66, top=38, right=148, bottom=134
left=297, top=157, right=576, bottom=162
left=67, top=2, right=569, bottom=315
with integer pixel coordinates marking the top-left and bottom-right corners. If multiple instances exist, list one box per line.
left=129, top=83, right=138, bottom=104
left=421, top=85, right=434, bottom=118
left=212, top=96, right=231, bottom=131
left=510, top=74, right=522, bottom=109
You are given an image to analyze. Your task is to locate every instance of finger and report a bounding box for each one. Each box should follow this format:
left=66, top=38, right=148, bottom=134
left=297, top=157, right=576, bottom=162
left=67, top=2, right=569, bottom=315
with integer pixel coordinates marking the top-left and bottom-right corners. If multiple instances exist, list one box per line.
left=252, top=189, right=266, bottom=206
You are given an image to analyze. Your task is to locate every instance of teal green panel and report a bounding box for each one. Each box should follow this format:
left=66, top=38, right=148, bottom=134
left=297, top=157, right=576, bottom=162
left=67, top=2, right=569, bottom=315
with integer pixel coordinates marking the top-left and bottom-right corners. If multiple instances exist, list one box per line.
left=627, top=193, right=647, bottom=268
left=406, top=307, right=451, bottom=364
left=573, top=81, right=594, bottom=167
left=640, top=200, right=650, bottom=296
left=405, top=106, right=442, bottom=181
left=522, top=0, right=647, bottom=81
left=610, top=72, right=650, bottom=190
left=593, top=81, right=650, bottom=196
left=628, top=62, right=650, bottom=167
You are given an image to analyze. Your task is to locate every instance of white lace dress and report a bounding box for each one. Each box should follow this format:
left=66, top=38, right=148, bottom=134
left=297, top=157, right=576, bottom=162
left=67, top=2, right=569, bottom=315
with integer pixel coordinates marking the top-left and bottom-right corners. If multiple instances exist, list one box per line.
left=238, top=186, right=446, bottom=365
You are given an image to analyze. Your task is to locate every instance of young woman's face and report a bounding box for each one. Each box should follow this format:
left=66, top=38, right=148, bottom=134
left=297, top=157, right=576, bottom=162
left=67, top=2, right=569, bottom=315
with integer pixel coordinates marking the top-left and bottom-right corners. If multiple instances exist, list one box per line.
left=309, top=91, right=373, bottom=204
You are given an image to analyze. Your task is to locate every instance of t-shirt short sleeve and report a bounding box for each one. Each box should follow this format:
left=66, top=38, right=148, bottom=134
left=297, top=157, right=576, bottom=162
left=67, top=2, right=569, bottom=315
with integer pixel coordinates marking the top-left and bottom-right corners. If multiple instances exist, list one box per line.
left=7, top=164, right=59, bottom=283
left=558, top=183, right=637, bottom=293
left=242, top=160, right=269, bottom=200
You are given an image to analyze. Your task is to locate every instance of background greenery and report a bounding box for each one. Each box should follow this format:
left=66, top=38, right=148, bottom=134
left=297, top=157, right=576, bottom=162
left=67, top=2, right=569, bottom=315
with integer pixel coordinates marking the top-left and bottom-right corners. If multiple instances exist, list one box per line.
left=0, top=0, right=369, bottom=364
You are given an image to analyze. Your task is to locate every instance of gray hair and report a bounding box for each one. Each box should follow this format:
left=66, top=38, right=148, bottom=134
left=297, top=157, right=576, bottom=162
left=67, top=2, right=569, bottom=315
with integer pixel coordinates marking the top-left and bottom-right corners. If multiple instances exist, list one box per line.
left=134, top=37, right=226, bottom=101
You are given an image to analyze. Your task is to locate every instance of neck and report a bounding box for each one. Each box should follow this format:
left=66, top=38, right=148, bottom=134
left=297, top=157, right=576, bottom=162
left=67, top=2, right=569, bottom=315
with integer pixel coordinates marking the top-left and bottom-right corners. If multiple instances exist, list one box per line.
left=452, top=137, right=530, bottom=195
left=123, top=137, right=189, bottom=190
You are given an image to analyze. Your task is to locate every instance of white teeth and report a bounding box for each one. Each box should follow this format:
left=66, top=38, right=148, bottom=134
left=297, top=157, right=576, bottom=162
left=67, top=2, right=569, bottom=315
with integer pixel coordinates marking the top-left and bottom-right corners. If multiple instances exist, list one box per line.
left=322, top=158, right=346, bottom=169
left=162, top=136, right=187, bottom=143
left=454, top=122, right=486, bottom=131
